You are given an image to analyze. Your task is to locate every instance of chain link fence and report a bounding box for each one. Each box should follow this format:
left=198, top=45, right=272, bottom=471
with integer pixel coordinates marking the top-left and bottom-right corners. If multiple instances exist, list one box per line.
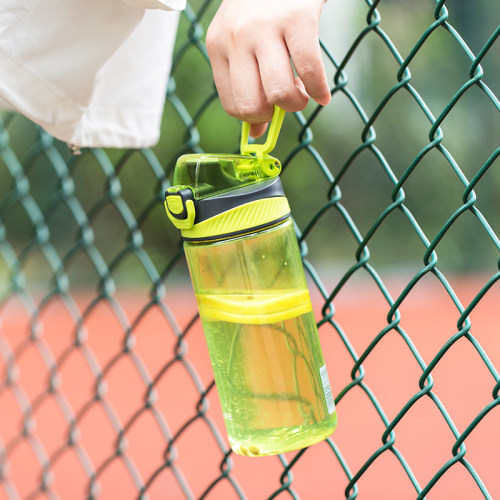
left=1, top=0, right=499, bottom=498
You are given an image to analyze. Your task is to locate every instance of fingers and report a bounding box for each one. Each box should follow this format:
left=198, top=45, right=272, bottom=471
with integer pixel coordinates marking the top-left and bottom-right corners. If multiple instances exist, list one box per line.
left=255, top=33, right=310, bottom=113
left=228, top=53, right=271, bottom=124
left=285, top=21, right=331, bottom=107
left=206, top=0, right=330, bottom=136
left=207, top=33, right=274, bottom=136
left=249, top=122, right=268, bottom=138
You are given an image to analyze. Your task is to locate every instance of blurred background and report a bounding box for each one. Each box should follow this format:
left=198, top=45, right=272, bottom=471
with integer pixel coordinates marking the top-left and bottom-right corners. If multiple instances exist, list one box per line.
left=0, top=0, right=499, bottom=498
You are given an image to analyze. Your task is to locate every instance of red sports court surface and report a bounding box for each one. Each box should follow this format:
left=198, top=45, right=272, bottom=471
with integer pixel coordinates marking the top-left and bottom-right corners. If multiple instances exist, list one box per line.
left=0, top=274, right=499, bottom=499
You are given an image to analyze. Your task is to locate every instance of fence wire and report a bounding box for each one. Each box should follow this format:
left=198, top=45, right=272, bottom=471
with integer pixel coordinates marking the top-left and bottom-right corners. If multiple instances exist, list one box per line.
left=1, top=0, right=499, bottom=498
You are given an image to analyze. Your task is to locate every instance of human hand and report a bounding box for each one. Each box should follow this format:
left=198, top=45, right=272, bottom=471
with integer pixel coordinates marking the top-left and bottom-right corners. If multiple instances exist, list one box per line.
left=206, top=0, right=330, bottom=137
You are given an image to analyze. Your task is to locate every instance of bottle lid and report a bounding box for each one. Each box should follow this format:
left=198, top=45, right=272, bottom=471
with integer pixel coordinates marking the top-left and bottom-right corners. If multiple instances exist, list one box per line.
left=165, top=107, right=290, bottom=241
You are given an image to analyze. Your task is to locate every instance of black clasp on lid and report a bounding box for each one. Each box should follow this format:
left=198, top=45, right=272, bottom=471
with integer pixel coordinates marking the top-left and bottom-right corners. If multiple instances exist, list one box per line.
left=164, top=187, right=196, bottom=229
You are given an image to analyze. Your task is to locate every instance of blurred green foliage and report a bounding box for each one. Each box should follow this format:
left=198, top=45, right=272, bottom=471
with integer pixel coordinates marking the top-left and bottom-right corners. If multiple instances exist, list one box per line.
left=0, top=0, right=498, bottom=292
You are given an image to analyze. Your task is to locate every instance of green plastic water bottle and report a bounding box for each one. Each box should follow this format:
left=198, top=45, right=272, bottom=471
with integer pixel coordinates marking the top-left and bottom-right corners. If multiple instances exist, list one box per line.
left=164, top=108, right=337, bottom=456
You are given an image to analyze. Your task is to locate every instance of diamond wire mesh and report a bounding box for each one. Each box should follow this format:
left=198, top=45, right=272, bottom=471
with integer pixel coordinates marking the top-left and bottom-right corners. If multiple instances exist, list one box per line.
left=0, top=0, right=499, bottom=498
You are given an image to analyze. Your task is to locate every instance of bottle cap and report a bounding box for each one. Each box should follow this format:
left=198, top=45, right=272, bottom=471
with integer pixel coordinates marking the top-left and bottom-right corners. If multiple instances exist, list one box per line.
left=165, top=108, right=289, bottom=241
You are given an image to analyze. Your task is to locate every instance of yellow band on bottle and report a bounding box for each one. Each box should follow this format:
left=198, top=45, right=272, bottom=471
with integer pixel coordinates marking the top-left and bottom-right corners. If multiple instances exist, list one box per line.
left=196, top=289, right=313, bottom=324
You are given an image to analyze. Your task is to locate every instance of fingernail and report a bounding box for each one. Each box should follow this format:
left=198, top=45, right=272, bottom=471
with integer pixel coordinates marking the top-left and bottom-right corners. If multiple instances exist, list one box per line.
left=316, top=94, right=331, bottom=106
left=294, top=77, right=309, bottom=98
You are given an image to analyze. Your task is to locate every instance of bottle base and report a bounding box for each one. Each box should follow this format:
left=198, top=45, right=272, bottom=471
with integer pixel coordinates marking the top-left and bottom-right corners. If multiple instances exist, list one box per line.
left=229, top=412, right=338, bottom=457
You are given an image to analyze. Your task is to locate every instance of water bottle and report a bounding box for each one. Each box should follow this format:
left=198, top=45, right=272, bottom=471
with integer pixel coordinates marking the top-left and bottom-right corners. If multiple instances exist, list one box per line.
left=164, top=108, right=337, bottom=456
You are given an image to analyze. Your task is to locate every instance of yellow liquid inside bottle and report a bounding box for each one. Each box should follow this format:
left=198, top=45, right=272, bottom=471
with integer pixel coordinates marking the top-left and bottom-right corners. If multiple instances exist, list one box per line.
left=196, top=289, right=338, bottom=456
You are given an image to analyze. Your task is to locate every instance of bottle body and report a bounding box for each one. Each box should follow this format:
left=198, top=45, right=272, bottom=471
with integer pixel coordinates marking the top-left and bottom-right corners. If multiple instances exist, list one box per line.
left=184, top=217, right=337, bottom=456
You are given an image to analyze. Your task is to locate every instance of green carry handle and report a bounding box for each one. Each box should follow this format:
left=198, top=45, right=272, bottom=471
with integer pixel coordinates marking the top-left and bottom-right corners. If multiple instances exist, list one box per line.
left=240, top=106, right=286, bottom=156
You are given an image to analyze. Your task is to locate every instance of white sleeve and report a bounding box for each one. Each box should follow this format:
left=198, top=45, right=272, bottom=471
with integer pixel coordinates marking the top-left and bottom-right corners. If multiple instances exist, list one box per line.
left=0, top=0, right=181, bottom=148
left=122, top=0, right=187, bottom=10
